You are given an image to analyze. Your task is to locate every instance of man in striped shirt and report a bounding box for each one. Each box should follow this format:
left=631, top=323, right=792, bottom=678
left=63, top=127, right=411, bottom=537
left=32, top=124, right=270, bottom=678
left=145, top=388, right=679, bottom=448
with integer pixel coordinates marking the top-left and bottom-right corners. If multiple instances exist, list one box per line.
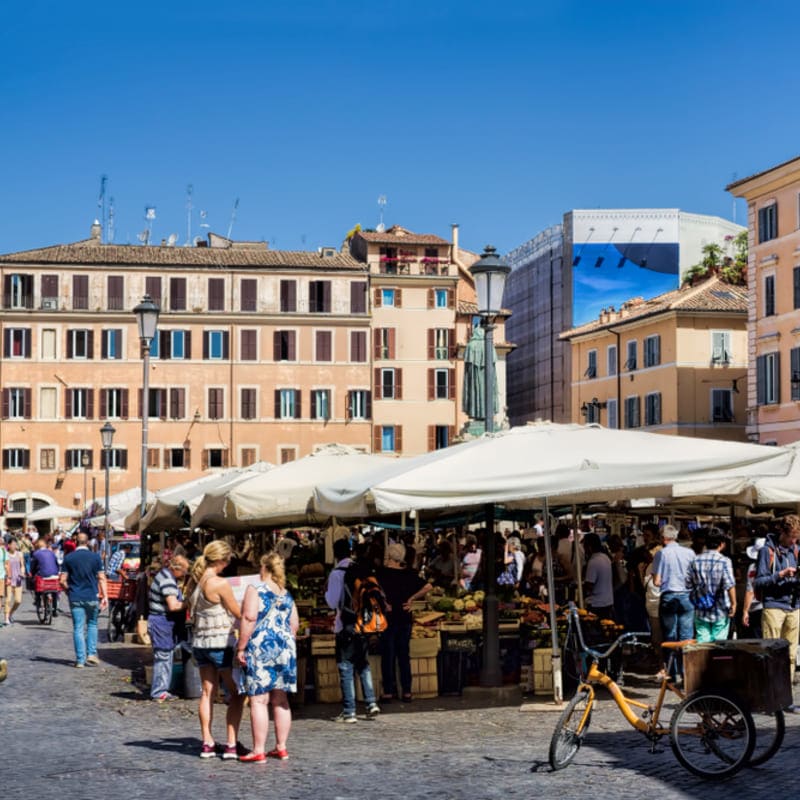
left=685, top=529, right=736, bottom=642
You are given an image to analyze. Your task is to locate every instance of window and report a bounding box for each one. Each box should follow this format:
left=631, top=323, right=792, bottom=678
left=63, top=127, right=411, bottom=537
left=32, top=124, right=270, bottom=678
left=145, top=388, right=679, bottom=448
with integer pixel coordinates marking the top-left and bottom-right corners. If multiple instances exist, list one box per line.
left=645, top=392, right=662, bottom=425
left=585, top=350, right=597, bottom=379
left=644, top=335, right=661, bottom=368
left=41, top=275, right=59, bottom=308
left=40, top=387, right=57, bottom=419
left=41, top=328, right=56, bottom=359
left=625, top=340, right=637, bottom=371
left=429, top=368, right=455, bottom=400
left=241, top=388, right=257, bottom=420
left=4, top=328, right=31, bottom=358
left=756, top=352, right=780, bottom=405
left=65, top=448, right=92, bottom=470
left=758, top=203, right=778, bottom=243
left=101, top=449, right=127, bottom=469
left=241, top=447, right=257, bottom=467
left=107, top=276, right=124, bottom=310
left=374, top=328, right=395, bottom=360
left=381, top=288, right=396, bottom=307
left=40, top=448, right=56, bottom=470
left=607, top=345, right=617, bottom=376
left=3, top=448, right=30, bottom=469
left=169, top=277, right=187, bottom=311
left=711, top=331, right=731, bottom=364
left=792, top=347, right=800, bottom=401
left=203, top=330, right=229, bottom=360
left=315, top=330, right=332, bottom=362
left=711, top=389, right=734, bottom=422
left=606, top=398, right=618, bottom=429
left=160, top=329, right=190, bottom=360
left=208, top=388, right=224, bottom=420
left=149, top=335, right=160, bottom=359
left=794, top=268, right=800, bottom=310
left=429, top=328, right=452, bottom=360
left=4, top=274, right=33, bottom=309
left=347, top=390, right=371, bottom=420
left=350, top=282, right=367, bottom=314
left=241, top=329, right=258, bottom=361
left=102, top=329, right=123, bottom=360
left=140, top=388, right=167, bottom=419
left=276, top=389, right=301, bottom=419
left=168, top=388, right=185, bottom=419
left=280, top=447, right=296, bottom=464
left=66, top=388, right=93, bottom=419
left=764, top=275, right=776, bottom=317
left=208, top=278, right=225, bottom=311
left=101, top=388, right=129, bottom=419
left=273, top=330, right=296, bottom=361
left=145, top=276, right=162, bottom=305
left=434, top=288, right=448, bottom=308
left=67, top=329, right=93, bottom=359
left=624, top=396, right=640, bottom=428
left=375, top=368, right=402, bottom=400
left=166, top=447, right=189, bottom=469
left=430, top=425, right=452, bottom=450
left=147, top=448, right=161, bottom=468
left=72, top=275, right=89, bottom=310
left=584, top=402, right=601, bottom=424
left=374, top=425, right=402, bottom=453
left=3, top=388, right=30, bottom=419
left=240, top=279, right=257, bottom=312
left=311, top=389, right=331, bottom=420
left=309, top=280, right=331, bottom=313
left=280, top=280, right=297, bottom=312
left=350, top=330, right=367, bottom=363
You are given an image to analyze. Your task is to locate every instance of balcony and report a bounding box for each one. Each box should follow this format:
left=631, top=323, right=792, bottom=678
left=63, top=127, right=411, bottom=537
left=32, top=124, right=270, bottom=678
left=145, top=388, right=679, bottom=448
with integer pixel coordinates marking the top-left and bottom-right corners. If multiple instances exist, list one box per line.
left=376, top=257, right=451, bottom=276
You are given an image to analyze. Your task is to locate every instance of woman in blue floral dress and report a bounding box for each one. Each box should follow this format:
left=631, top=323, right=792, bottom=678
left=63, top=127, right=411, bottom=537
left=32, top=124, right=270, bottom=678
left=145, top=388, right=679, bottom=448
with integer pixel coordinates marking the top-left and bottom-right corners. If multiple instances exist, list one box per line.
left=236, top=553, right=299, bottom=762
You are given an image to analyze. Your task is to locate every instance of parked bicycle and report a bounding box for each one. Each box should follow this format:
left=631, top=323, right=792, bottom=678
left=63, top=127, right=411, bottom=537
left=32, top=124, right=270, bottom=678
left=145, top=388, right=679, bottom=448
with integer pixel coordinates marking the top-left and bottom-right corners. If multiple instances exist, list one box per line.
left=106, top=577, right=138, bottom=642
left=33, top=576, right=61, bottom=625
left=549, top=603, right=757, bottom=781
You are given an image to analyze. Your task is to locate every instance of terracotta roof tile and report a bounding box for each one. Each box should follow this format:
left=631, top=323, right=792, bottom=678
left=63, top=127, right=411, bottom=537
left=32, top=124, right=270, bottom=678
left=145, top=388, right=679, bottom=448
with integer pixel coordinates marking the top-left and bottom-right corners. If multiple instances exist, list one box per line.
left=357, top=225, right=450, bottom=247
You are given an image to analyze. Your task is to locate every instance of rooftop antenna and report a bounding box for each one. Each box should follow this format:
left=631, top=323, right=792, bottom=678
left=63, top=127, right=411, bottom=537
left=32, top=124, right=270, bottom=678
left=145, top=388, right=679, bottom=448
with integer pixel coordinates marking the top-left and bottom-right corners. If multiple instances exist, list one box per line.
left=185, top=184, right=193, bottom=246
left=167, top=233, right=178, bottom=247
left=97, top=175, right=108, bottom=243
left=138, top=206, right=156, bottom=245
left=377, top=195, right=387, bottom=232
left=107, top=196, right=115, bottom=243
left=199, top=209, right=209, bottom=230
left=227, top=197, right=239, bottom=239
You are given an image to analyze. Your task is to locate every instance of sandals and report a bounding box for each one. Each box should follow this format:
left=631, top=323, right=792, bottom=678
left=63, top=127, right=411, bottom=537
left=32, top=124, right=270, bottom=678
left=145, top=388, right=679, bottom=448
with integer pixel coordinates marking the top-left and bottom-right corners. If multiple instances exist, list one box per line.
left=267, top=748, right=289, bottom=760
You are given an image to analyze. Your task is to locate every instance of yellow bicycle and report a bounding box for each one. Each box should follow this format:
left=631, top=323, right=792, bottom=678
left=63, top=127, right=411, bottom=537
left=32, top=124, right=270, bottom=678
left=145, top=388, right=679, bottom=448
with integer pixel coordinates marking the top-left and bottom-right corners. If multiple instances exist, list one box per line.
left=549, top=604, right=756, bottom=781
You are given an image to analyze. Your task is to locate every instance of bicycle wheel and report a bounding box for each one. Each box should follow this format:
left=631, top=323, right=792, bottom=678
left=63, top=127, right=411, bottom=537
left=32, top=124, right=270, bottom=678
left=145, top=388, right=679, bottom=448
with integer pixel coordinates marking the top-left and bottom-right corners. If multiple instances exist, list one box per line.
left=107, top=602, right=125, bottom=642
left=35, top=594, right=47, bottom=624
left=41, top=593, right=53, bottom=625
left=669, top=690, right=755, bottom=780
left=748, top=710, right=785, bottom=767
left=549, top=688, right=593, bottom=771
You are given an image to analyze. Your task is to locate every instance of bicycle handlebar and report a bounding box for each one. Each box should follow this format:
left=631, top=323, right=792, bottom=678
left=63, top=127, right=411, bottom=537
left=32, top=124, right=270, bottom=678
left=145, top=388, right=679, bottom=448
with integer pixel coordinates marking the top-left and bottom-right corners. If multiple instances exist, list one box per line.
left=566, top=601, right=650, bottom=660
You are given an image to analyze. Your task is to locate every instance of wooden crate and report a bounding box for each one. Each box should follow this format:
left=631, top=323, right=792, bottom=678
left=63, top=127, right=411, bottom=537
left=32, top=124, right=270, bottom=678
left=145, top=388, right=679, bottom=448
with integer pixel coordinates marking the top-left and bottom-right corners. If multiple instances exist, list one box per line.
left=311, top=634, right=336, bottom=656
left=410, top=656, right=438, bottom=698
left=533, top=648, right=554, bottom=695
left=683, top=639, right=791, bottom=713
left=410, top=632, right=441, bottom=658
left=313, top=654, right=383, bottom=703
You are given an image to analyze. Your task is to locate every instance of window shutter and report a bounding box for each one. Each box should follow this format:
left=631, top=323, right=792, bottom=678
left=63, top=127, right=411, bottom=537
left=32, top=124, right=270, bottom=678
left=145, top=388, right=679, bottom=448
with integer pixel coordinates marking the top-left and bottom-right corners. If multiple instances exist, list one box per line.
left=241, top=278, right=257, bottom=312
left=323, top=281, right=331, bottom=312
left=138, top=388, right=142, bottom=419
left=203, top=332, right=209, bottom=359
left=101, top=332, right=108, bottom=359
left=183, top=447, right=190, bottom=470
left=2, top=275, right=11, bottom=307
left=23, top=329, right=30, bottom=357
left=22, top=449, right=30, bottom=469
left=24, top=388, right=31, bottom=419
left=222, top=331, right=230, bottom=359
left=374, top=368, right=381, bottom=400
left=388, top=328, right=396, bottom=359
left=427, top=369, right=434, bottom=400
left=208, top=278, right=225, bottom=311
left=365, top=390, right=372, bottom=419
left=373, top=329, right=382, bottom=359
left=294, top=390, right=302, bottom=419
left=274, top=390, right=281, bottom=418
left=374, top=288, right=382, bottom=308
left=1, top=389, right=7, bottom=419
left=346, top=390, right=352, bottom=420
left=121, top=450, right=128, bottom=469
left=65, top=390, right=73, bottom=419
left=288, top=331, right=296, bottom=361
left=2, top=450, right=7, bottom=469
left=178, top=389, right=186, bottom=418
left=201, top=449, right=209, bottom=470
left=447, top=289, right=454, bottom=309
left=100, top=389, right=107, bottom=418
left=2, top=329, right=8, bottom=357
left=160, top=330, right=170, bottom=360
left=67, top=334, right=73, bottom=359
left=653, top=336, right=660, bottom=365
left=428, top=426, right=435, bottom=450
left=395, top=288, right=402, bottom=308
left=774, top=351, right=781, bottom=404
left=396, top=425, right=403, bottom=453
left=273, top=331, right=281, bottom=360
left=183, top=330, right=191, bottom=359
left=449, top=425, right=455, bottom=444
left=654, top=393, right=661, bottom=424
left=448, top=368, right=456, bottom=400
left=122, top=390, right=129, bottom=419
left=395, top=368, right=403, bottom=400
left=310, top=390, right=317, bottom=420
left=427, top=288, right=434, bottom=309
left=428, top=329, right=435, bottom=359
left=146, top=276, right=162, bottom=305
left=373, top=426, right=382, bottom=452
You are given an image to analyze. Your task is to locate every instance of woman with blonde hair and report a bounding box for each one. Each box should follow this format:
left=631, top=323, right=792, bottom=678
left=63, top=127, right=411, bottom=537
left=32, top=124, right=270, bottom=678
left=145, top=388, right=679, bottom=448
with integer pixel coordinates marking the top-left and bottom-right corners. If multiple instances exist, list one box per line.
left=188, top=540, right=245, bottom=760
left=236, top=552, right=299, bottom=762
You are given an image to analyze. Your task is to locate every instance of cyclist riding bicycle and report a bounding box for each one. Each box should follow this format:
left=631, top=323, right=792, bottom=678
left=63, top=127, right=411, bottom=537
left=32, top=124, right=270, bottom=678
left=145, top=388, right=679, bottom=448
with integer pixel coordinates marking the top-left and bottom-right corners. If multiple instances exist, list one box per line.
left=30, top=538, right=61, bottom=617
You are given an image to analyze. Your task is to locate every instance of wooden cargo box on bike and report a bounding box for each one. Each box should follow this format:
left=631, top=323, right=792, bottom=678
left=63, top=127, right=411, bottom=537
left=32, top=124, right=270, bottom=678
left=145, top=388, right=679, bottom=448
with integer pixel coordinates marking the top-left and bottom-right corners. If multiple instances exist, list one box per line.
left=683, top=639, right=790, bottom=713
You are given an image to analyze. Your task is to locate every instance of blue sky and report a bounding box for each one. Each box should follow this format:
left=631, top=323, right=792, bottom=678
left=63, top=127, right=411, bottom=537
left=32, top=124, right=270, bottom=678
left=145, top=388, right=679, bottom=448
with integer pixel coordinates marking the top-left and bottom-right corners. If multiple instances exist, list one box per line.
left=1, top=0, right=798, bottom=257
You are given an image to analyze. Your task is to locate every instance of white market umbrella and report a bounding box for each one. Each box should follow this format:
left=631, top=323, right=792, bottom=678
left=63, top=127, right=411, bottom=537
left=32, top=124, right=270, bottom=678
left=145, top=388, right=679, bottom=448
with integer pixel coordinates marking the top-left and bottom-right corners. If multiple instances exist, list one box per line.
left=192, top=444, right=401, bottom=531
left=26, top=504, right=82, bottom=522
left=125, top=462, right=273, bottom=534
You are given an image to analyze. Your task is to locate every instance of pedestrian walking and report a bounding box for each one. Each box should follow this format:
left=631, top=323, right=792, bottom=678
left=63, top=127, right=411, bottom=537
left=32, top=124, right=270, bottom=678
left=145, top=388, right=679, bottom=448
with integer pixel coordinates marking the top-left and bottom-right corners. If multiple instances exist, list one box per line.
left=60, top=532, right=108, bottom=668
left=685, top=528, right=736, bottom=642
left=5, top=539, right=27, bottom=625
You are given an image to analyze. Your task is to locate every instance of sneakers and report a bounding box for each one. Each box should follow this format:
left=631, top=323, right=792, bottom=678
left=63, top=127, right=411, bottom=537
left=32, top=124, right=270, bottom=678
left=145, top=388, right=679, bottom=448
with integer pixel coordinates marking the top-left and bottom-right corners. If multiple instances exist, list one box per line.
left=74, top=662, right=85, bottom=669
left=222, top=741, right=248, bottom=760
left=86, top=655, right=100, bottom=666
left=154, top=691, right=178, bottom=703
left=784, top=704, right=799, bottom=713
left=333, top=712, right=358, bottom=724
left=366, top=703, right=381, bottom=719
left=267, top=748, right=289, bottom=760
left=199, top=742, right=217, bottom=759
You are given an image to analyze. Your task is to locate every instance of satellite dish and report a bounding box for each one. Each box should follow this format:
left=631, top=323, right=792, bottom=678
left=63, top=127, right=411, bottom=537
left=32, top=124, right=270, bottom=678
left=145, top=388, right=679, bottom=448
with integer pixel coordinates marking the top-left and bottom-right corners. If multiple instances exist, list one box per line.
left=376, top=223, right=386, bottom=232
left=167, top=233, right=178, bottom=247
left=137, top=231, right=148, bottom=244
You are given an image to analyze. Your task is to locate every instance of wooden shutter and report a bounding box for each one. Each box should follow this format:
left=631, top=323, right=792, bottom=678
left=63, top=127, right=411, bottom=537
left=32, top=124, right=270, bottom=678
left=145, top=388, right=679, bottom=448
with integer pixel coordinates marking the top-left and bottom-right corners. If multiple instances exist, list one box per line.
left=86, top=330, right=94, bottom=359
left=222, top=331, right=230, bottom=359
left=184, top=330, right=192, bottom=359
left=373, top=288, right=382, bottom=308
left=774, top=352, right=781, bottom=404
left=447, top=289, right=454, bottom=309
left=395, top=288, right=402, bottom=308
left=373, top=426, right=382, bottom=452
left=121, top=390, right=129, bottom=419
left=427, top=369, right=435, bottom=400
left=72, top=275, right=88, bottom=309
left=23, top=329, right=30, bottom=357
left=322, top=281, right=331, bottom=311
left=2, top=275, right=10, bottom=308
left=428, top=426, right=435, bottom=450
left=345, top=390, right=353, bottom=420
left=100, top=389, right=107, bottom=418
left=449, top=329, right=456, bottom=359
left=208, top=278, right=225, bottom=311
left=317, top=331, right=331, bottom=361
left=145, top=276, right=162, bottom=305
left=65, top=390, right=73, bottom=419
left=23, top=389, right=31, bottom=419
left=365, top=390, right=372, bottom=419
left=159, top=330, right=170, bottom=359
left=448, top=368, right=456, bottom=400
left=201, top=449, right=209, bottom=470
left=395, top=426, right=403, bottom=453
left=2, top=329, right=8, bottom=357
left=294, top=389, right=302, bottom=419
left=428, top=329, right=435, bottom=359
left=427, top=288, right=434, bottom=308
left=288, top=331, right=296, bottom=361
left=274, top=390, right=281, bottom=418
left=202, top=332, right=209, bottom=359
left=241, top=329, right=256, bottom=360
left=310, top=391, right=317, bottom=420
left=374, top=368, right=382, bottom=400
left=241, top=278, right=257, bottom=312
left=273, top=331, right=281, bottom=360
left=388, top=328, right=396, bottom=359
left=1, top=389, right=7, bottom=419
left=395, top=368, right=403, bottom=400
left=373, top=329, right=382, bottom=359
left=66, top=332, right=73, bottom=359
left=41, top=274, right=58, bottom=299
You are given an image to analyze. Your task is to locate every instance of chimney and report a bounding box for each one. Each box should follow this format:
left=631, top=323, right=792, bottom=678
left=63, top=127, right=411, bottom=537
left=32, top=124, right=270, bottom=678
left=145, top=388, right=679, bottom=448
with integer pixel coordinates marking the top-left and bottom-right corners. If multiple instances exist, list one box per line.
left=451, top=223, right=459, bottom=262
left=90, top=219, right=102, bottom=242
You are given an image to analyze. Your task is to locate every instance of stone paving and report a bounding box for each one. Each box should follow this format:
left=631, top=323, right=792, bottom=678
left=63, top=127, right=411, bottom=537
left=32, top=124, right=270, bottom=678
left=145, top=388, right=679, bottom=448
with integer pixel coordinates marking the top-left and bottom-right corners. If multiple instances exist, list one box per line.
left=2, top=600, right=798, bottom=800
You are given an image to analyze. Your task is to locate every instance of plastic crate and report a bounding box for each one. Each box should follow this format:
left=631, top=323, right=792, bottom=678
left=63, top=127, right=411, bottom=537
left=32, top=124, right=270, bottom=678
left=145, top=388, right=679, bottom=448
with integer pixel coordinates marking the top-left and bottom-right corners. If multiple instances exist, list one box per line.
left=34, top=576, right=61, bottom=593
left=106, top=579, right=137, bottom=601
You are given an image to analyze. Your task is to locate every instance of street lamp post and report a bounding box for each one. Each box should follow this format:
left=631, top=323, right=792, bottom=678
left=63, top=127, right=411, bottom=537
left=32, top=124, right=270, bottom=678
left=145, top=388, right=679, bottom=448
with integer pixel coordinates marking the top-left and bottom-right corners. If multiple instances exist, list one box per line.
left=133, top=295, right=160, bottom=560
left=81, top=452, right=90, bottom=518
left=100, top=422, right=116, bottom=537
left=469, top=245, right=510, bottom=688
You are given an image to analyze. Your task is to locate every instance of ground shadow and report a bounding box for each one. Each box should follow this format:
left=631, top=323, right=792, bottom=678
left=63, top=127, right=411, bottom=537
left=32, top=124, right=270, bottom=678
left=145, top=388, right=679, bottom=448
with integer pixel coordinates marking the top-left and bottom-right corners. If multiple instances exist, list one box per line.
left=124, top=736, right=199, bottom=757
left=29, top=655, right=78, bottom=667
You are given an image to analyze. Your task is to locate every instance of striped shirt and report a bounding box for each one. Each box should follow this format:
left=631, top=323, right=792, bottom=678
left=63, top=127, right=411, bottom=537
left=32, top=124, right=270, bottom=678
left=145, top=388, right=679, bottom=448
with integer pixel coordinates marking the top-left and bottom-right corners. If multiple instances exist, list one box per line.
left=149, top=568, right=180, bottom=616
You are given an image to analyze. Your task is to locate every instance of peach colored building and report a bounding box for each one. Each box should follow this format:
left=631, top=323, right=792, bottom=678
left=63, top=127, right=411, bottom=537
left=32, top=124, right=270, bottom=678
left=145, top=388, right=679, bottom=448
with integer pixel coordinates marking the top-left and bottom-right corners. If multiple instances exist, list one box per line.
left=560, top=276, right=748, bottom=440
left=728, top=157, right=800, bottom=444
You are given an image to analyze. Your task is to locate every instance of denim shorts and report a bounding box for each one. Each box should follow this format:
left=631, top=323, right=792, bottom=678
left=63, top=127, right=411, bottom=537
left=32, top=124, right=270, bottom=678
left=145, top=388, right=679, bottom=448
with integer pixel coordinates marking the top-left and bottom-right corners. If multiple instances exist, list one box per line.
left=192, top=646, right=234, bottom=669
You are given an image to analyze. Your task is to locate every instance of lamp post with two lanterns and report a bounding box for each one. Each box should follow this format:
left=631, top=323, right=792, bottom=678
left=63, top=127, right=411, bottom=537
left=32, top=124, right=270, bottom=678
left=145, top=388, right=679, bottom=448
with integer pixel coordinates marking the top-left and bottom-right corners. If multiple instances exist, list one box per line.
left=100, top=422, right=116, bottom=536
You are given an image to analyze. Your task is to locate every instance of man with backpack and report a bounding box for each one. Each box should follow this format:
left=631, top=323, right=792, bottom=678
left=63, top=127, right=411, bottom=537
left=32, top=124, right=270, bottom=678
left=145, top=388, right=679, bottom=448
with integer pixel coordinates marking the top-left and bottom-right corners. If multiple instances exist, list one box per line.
left=685, top=529, right=736, bottom=642
left=324, top=538, right=381, bottom=723
left=754, top=515, right=800, bottom=708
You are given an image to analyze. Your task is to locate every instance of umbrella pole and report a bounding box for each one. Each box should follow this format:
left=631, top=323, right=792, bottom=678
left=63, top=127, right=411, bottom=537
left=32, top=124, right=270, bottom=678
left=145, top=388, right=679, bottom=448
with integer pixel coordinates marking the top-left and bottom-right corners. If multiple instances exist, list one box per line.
left=480, top=502, right=501, bottom=686
left=574, top=505, right=584, bottom=608
left=542, top=498, right=563, bottom=704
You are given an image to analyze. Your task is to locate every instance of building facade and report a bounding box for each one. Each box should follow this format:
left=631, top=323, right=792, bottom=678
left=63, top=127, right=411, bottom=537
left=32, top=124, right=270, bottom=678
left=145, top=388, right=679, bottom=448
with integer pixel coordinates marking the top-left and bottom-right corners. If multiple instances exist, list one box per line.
left=560, top=276, right=748, bottom=441
left=728, top=157, right=800, bottom=445
left=503, top=209, right=745, bottom=426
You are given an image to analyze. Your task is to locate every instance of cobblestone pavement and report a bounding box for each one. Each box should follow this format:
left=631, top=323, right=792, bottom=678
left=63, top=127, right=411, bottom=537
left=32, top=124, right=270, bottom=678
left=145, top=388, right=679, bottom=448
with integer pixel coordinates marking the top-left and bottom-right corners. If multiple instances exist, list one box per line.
left=2, top=600, right=798, bottom=800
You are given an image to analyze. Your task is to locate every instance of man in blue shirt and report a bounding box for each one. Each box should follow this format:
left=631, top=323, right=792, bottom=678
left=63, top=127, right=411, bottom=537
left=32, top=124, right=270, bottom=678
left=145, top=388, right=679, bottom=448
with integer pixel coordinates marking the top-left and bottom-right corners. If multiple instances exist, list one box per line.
left=652, top=525, right=695, bottom=682
left=60, top=532, right=108, bottom=668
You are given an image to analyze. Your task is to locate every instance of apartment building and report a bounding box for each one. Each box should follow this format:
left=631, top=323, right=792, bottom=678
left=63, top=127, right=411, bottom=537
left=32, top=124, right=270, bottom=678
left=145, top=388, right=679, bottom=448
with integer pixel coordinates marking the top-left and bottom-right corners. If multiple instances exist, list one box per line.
left=727, top=157, right=800, bottom=444
left=0, top=225, right=372, bottom=523
left=560, top=275, right=748, bottom=440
